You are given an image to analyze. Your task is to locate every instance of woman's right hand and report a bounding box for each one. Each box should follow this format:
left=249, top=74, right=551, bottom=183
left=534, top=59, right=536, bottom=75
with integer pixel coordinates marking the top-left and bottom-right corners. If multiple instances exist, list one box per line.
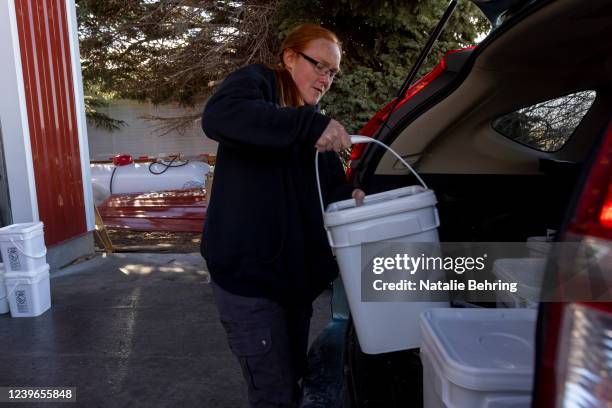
left=315, top=119, right=351, bottom=152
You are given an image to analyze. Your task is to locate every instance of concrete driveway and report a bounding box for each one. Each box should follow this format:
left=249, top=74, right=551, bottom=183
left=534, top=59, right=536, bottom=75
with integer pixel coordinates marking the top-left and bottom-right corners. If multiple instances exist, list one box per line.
left=0, top=253, right=332, bottom=407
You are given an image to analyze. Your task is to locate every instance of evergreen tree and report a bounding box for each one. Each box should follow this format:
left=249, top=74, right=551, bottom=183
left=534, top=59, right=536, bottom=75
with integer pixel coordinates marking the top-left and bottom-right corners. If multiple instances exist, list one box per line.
left=273, top=0, right=488, bottom=131
left=77, top=0, right=487, bottom=133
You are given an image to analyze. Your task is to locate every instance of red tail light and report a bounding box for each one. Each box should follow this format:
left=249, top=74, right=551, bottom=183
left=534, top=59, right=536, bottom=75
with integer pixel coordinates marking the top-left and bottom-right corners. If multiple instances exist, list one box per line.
left=543, top=302, right=612, bottom=408
left=346, top=47, right=474, bottom=181
left=534, top=122, right=612, bottom=408
left=599, top=188, right=612, bottom=228
left=567, top=124, right=612, bottom=240
left=346, top=100, right=395, bottom=181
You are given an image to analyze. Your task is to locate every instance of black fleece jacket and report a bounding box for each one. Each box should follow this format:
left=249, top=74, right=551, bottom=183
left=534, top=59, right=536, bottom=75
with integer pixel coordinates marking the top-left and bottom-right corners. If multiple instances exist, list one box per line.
left=200, top=64, right=352, bottom=305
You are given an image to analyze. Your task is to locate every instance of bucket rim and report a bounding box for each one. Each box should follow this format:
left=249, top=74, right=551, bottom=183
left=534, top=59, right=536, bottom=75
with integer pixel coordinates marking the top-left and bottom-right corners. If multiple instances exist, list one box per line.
left=324, top=188, right=437, bottom=228
left=4, top=271, right=50, bottom=285
left=492, top=258, right=546, bottom=290
left=3, top=263, right=50, bottom=279
left=0, top=222, right=44, bottom=236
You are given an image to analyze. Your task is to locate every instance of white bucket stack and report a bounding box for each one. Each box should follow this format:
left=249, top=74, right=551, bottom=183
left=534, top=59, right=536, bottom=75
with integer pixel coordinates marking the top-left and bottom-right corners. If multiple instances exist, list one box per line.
left=317, top=136, right=448, bottom=354
left=0, top=222, right=51, bottom=317
left=0, top=263, right=9, bottom=314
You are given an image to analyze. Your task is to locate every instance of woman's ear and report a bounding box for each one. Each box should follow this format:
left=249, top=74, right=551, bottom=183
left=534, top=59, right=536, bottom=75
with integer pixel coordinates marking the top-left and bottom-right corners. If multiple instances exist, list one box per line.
left=282, top=49, right=297, bottom=72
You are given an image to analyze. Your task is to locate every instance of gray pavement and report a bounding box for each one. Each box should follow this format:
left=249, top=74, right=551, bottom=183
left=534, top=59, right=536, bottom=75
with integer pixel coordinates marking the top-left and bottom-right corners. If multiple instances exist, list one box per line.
left=0, top=253, right=332, bottom=407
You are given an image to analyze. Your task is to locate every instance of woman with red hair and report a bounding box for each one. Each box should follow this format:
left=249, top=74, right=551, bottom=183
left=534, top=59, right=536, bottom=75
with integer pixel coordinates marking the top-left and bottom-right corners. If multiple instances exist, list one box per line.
left=201, top=23, right=363, bottom=407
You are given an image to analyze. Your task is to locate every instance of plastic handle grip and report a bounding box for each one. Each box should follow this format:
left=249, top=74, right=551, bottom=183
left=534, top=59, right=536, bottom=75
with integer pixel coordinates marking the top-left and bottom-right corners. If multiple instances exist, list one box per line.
left=350, top=135, right=374, bottom=144
left=1, top=282, right=19, bottom=301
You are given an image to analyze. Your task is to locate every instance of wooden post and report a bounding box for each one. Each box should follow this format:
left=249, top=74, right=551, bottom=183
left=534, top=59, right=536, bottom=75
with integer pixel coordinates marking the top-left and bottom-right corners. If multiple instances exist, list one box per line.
left=205, top=171, right=214, bottom=202
left=93, top=206, right=114, bottom=252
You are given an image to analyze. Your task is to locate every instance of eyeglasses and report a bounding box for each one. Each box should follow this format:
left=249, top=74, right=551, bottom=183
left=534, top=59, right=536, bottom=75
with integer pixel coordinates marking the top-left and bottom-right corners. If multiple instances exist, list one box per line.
left=297, top=52, right=339, bottom=80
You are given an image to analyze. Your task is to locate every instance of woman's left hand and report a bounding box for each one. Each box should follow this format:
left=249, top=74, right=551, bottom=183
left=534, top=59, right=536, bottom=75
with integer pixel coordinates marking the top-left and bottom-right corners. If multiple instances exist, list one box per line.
left=352, top=189, right=365, bottom=206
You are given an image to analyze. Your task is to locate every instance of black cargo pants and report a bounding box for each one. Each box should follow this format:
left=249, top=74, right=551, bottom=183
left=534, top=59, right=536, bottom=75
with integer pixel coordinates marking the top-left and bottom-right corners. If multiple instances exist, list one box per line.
left=211, top=282, right=312, bottom=408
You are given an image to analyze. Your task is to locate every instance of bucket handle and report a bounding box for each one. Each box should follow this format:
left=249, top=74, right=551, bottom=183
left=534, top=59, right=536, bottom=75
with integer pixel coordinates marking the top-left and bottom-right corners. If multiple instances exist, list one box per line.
left=315, top=135, right=429, bottom=248
left=0, top=281, right=19, bottom=302
left=9, top=238, right=47, bottom=259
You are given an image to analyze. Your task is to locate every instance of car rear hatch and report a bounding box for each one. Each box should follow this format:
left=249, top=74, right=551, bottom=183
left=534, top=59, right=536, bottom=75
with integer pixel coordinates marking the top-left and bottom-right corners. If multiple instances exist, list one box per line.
left=349, top=0, right=555, bottom=187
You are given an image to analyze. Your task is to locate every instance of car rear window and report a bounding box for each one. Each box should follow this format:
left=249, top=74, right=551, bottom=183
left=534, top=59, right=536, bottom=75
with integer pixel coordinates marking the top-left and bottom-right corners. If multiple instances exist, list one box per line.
left=492, top=90, right=597, bottom=152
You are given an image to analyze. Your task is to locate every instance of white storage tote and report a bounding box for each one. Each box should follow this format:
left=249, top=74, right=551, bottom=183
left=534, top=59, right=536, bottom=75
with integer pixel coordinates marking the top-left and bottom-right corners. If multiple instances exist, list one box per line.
left=0, top=263, right=9, bottom=314
left=492, top=258, right=546, bottom=308
left=4, top=263, right=51, bottom=317
left=316, top=135, right=448, bottom=354
left=420, top=308, right=537, bottom=408
left=0, top=222, right=47, bottom=273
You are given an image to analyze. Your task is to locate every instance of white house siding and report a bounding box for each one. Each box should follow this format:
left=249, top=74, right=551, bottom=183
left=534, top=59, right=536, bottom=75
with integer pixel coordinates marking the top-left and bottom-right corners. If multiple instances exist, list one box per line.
left=87, top=99, right=217, bottom=161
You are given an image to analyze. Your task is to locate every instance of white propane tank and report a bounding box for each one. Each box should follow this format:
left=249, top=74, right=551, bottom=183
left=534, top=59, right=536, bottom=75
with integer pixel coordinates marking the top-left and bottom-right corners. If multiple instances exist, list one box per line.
left=91, top=160, right=210, bottom=204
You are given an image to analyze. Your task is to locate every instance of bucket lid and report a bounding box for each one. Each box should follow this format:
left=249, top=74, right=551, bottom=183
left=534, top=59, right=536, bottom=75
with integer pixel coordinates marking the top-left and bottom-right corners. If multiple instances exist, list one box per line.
left=3, top=263, right=50, bottom=280
left=526, top=236, right=547, bottom=243
left=420, top=308, right=537, bottom=391
left=4, top=271, right=49, bottom=285
left=324, top=186, right=437, bottom=227
left=0, top=221, right=44, bottom=236
left=526, top=237, right=552, bottom=254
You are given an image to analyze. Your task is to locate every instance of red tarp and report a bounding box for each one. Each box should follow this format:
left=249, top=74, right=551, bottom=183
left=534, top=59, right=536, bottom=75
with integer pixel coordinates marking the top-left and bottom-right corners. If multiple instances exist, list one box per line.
left=98, top=189, right=207, bottom=232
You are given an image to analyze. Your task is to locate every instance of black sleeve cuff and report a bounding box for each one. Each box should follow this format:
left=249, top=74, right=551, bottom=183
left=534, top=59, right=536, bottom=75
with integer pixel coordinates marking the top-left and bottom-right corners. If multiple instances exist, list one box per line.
left=300, top=108, right=331, bottom=146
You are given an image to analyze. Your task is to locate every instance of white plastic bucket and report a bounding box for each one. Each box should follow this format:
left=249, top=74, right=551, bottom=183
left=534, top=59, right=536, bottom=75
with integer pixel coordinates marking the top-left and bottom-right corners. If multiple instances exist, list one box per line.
left=492, top=258, right=546, bottom=308
left=526, top=236, right=551, bottom=258
left=4, top=263, right=51, bottom=317
left=316, top=136, right=448, bottom=354
left=420, top=308, right=537, bottom=408
left=0, top=222, right=47, bottom=273
left=0, top=263, right=9, bottom=314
